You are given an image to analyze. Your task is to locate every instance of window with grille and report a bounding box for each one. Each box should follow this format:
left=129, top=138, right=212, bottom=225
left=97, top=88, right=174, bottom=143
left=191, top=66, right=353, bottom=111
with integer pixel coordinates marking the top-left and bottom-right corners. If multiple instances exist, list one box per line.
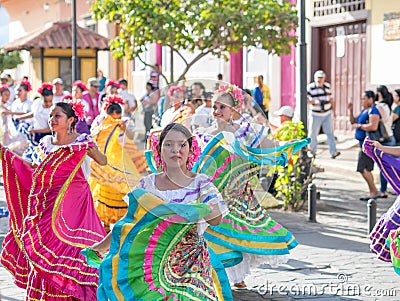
left=313, top=0, right=365, bottom=17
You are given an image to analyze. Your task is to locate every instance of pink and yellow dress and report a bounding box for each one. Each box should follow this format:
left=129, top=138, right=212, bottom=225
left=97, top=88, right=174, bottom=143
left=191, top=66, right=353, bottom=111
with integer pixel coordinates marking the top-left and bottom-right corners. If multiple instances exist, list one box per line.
left=0, top=134, right=106, bottom=300
left=89, top=115, right=144, bottom=227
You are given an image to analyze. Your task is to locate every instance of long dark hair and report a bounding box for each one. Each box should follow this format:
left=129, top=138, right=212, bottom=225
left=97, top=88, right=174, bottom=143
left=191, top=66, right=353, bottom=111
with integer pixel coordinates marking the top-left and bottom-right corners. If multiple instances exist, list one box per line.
left=394, top=89, right=400, bottom=99
left=55, top=102, right=77, bottom=130
left=376, top=85, right=393, bottom=111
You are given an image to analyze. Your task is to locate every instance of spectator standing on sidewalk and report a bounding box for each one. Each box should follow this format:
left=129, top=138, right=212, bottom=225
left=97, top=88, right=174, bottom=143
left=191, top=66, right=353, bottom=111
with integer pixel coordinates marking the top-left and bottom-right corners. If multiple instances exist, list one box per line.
left=118, top=78, right=137, bottom=118
left=307, top=70, right=340, bottom=159
left=348, top=90, right=380, bottom=200
left=97, top=69, right=107, bottom=92
left=52, top=78, right=69, bottom=103
left=140, top=82, right=157, bottom=137
left=391, top=89, right=400, bottom=145
left=375, top=85, right=396, bottom=198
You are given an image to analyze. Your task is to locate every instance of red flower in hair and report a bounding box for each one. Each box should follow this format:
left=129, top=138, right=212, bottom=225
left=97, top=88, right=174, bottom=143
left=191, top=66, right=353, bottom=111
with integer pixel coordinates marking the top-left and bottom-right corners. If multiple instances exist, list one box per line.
left=105, top=79, right=121, bottom=89
left=62, top=96, right=85, bottom=120
left=61, top=94, right=73, bottom=102
left=38, top=82, right=53, bottom=95
left=103, top=95, right=124, bottom=111
left=72, top=80, right=88, bottom=92
left=0, top=85, right=9, bottom=93
left=169, top=86, right=184, bottom=96
left=19, top=80, right=32, bottom=92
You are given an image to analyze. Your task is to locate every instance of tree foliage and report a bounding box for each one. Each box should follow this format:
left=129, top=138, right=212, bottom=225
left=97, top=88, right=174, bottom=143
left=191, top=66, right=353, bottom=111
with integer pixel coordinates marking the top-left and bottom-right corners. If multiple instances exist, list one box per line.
left=92, top=0, right=298, bottom=82
left=0, top=51, right=23, bottom=73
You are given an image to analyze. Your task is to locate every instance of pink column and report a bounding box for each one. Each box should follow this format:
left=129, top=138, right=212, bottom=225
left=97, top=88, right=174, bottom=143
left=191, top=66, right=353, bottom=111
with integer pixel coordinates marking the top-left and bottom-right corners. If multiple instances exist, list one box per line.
left=280, top=0, right=297, bottom=108
left=280, top=44, right=296, bottom=107
left=230, top=48, right=243, bottom=87
left=156, top=43, right=162, bottom=68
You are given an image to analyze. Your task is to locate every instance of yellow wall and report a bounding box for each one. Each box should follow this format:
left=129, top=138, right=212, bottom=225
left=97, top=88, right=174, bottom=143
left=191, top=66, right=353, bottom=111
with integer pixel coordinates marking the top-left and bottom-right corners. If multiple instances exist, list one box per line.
left=81, top=58, right=96, bottom=82
left=44, top=49, right=96, bottom=57
left=369, top=0, right=400, bottom=85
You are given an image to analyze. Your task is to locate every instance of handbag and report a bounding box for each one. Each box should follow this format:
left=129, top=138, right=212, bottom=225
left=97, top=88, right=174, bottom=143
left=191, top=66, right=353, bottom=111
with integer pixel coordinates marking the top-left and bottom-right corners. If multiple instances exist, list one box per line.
left=367, top=120, right=390, bottom=143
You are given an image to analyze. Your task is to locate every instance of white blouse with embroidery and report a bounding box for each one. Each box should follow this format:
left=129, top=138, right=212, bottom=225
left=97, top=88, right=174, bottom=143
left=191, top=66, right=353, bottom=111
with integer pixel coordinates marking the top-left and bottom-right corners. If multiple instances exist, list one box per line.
left=32, top=133, right=93, bottom=179
left=124, top=173, right=228, bottom=235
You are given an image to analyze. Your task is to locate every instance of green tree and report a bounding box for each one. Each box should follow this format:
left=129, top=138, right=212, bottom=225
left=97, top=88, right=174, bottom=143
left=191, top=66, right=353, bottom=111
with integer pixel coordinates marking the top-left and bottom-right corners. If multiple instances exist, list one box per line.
left=92, top=0, right=298, bottom=83
left=0, top=50, right=23, bottom=73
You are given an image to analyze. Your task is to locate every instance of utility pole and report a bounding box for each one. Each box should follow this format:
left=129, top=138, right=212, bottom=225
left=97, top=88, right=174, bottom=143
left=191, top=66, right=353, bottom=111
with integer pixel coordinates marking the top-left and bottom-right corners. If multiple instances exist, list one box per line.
left=72, top=0, right=78, bottom=82
left=299, top=0, right=308, bottom=133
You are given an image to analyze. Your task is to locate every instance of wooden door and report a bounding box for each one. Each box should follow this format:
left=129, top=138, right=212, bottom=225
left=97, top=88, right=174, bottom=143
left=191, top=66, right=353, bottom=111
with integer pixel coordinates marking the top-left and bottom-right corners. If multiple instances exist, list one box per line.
left=317, top=21, right=367, bottom=135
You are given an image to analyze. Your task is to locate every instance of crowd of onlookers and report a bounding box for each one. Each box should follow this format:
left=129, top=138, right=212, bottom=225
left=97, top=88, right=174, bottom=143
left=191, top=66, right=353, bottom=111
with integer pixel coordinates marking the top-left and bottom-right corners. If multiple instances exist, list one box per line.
left=0, top=67, right=298, bottom=155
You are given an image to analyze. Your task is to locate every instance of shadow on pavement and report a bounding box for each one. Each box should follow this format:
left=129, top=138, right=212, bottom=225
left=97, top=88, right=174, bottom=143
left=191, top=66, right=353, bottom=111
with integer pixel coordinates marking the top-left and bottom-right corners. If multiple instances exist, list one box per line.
left=232, top=288, right=362, bottom=300
left=1, top=296, right=22, bottom=301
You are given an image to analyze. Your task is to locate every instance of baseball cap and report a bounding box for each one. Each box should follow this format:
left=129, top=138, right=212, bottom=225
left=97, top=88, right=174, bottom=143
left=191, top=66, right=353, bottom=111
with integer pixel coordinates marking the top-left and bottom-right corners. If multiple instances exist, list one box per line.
left=88, top=77, right=100, bottom=87
left=0, top=73, right=8, bottom=79
left=52, top=78, right=63, bottom=85
left=314, top=70, right=326, bottom=78
left=274, top=106, right=294, bottom=117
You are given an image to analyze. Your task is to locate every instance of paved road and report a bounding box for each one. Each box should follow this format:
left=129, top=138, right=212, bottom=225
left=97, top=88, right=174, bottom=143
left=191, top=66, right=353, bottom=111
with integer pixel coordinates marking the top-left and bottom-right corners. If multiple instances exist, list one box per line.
left=1, top=144, right=399, bottom=300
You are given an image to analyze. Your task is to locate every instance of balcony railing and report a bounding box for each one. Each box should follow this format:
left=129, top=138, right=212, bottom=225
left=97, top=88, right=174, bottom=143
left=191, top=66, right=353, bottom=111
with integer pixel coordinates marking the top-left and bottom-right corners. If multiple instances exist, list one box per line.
left=313, top=0, right=365, bottom=17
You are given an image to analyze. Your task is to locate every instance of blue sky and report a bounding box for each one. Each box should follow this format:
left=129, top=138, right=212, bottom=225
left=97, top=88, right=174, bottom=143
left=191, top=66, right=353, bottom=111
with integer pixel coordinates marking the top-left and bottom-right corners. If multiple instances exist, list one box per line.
left=0, top=5, right=9, bottom=46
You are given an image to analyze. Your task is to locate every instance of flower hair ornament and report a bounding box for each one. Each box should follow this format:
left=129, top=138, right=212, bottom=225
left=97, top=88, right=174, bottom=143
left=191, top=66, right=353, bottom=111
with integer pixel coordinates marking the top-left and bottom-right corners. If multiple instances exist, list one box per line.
left=215, top=84, right=244, bottom=109
left=62, top=97, right=86, bottom=120
left=61, top=94, right=73, bottom=102
left=169, top=86, right=184, bottom=96
left=19, top=80, right=32, bottom=92
left=105, top=79, right=121, bottom=89
left=38, top=82, right=53, bottom=95
left=0, top=85, right=9, bottom=93
left=150, top=132, right=202, bottom=172
left=72, top=80, right=88, bottom=92
left=103, top=94, right=124, bottom=112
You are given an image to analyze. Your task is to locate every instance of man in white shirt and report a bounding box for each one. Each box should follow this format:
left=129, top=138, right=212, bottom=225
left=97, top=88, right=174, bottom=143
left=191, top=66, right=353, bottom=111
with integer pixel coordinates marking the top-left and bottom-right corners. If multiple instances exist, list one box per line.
left=118, top=78, right=137, bottom=118
left=52, top=78, right=69, bottom=103
left=191, top=92, right=213, bottom=129
left=307, top=70, right=340, bottom=159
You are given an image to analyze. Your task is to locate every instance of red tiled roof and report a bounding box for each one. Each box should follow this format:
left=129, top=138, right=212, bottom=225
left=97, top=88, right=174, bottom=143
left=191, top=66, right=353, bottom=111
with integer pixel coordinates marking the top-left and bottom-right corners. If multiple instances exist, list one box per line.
left=3, top=21, right=110, bottom=51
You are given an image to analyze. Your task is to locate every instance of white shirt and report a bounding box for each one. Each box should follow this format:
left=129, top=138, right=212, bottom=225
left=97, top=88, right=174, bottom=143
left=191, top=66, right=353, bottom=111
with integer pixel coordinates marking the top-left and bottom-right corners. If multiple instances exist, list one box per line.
left=119, top=89, right=136, bottom=117
left=8, top=86, right=15, bottom=102
left=31, top=99, right=51, bottom=130
left=12, top=98, right=32, bottom=114
left=52, top=91, right=69, bottom=104
left=191, top=104, right=212, bottom=127
left=131, top=173, right=228, bottom=235
left=33, top=134, right=93, bottom=179
left=377, top=102, right=394, bottom=137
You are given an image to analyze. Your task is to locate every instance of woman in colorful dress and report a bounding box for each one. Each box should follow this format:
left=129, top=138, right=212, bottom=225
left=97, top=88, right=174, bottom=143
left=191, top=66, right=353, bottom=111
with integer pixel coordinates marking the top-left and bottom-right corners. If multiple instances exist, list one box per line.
left=89, top=95, right=144, bottom=232
left=87, top=123, right=231, bottom=300
left=70, top=80, right=91, bottom=134
left=364, top=139, right=400, bottom=263
left=195, top=84, right=302, bottom=288
left=0, top=100, right=107, bottom=300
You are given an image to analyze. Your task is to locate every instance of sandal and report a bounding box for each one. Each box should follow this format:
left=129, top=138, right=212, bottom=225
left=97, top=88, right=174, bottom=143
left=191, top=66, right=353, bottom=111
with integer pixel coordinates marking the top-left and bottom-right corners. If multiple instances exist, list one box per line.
left=360, top=194, right=379, bottom=201
left=234, top=281, right=247, bottom=288
left=378, top=193, right=388, bottom=199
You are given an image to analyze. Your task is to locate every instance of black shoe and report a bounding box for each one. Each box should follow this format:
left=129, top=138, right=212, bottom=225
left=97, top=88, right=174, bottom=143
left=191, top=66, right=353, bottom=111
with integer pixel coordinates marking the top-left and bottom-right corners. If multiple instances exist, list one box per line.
left=331, top=151, right=341, bottom=159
